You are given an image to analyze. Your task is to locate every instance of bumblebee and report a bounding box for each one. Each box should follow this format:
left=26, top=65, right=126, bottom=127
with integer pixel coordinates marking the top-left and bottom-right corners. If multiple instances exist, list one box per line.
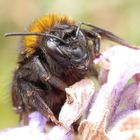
left=5, top=14, right=136, bottom=125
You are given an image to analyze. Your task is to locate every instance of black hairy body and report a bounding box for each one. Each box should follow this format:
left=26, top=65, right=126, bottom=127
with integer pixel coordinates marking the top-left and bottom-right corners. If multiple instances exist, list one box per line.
left=12, top=52, right=84, bottom=118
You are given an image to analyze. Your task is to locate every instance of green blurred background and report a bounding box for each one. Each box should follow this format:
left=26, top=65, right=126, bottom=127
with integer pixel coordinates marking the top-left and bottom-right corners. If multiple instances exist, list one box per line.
left=0, top=0, right=140, bottom=130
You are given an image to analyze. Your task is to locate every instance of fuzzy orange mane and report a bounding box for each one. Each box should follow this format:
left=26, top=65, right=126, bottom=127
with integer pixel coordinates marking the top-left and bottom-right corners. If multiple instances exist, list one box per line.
left=23, top=14, right=75, bottom=55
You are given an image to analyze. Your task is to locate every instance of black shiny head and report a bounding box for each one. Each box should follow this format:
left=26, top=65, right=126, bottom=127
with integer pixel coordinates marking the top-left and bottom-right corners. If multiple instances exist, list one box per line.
left=42, top=24, right=90, bottom=70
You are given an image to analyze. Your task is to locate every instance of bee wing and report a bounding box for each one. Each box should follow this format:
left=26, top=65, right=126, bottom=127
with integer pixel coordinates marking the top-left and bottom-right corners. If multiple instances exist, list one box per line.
left=81, top=22, right=138, bottom=49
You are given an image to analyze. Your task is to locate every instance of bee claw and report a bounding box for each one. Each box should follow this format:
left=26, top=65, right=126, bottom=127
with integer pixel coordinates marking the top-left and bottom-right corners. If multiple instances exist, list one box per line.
left=49, top=116, right=70, bottom=131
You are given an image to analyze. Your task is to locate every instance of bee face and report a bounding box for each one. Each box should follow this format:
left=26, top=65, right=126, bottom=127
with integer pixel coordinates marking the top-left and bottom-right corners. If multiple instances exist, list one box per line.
left=42, top=24, right=90, bottom=70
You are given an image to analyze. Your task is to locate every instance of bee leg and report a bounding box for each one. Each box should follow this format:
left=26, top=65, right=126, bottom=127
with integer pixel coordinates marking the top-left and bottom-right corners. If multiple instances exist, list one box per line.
left=82, top=29, right=101, bottom=58
left=33, top=56, right=68, bottom=91
left=90, top=30, right=101, bottom=58
left=12, top=86, right=29, bottom=125
left=12, top=75, right=60, bottom=125
left=26, top=89, right=60, bottom=125
left=15, top=80, right=60, bottom=125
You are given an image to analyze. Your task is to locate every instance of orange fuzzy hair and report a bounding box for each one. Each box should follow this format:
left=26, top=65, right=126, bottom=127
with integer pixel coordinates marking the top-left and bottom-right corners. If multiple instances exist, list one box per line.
left=23, top=14, right=75, bottom=55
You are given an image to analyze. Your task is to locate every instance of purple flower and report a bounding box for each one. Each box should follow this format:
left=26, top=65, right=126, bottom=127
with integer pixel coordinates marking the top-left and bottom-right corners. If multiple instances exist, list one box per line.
left=79, top=45, right=140, bottom=139
left=0, top=112, right=73, bottom=140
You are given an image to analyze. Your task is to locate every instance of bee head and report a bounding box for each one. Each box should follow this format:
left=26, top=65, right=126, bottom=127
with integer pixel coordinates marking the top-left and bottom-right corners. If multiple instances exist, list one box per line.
left=5, top=14, right=91, bottom=71
left=42, top=24, right=90, bottom=70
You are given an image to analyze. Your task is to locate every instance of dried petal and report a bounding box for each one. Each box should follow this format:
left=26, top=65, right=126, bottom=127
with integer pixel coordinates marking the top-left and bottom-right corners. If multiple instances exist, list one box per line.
left=108, top=110, right=140, bottom=140
left=82, top=46, right=140, bottom=139
left=79, top=115, right=108, bottom=140
left=59, top=79, right=95, bottom=129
